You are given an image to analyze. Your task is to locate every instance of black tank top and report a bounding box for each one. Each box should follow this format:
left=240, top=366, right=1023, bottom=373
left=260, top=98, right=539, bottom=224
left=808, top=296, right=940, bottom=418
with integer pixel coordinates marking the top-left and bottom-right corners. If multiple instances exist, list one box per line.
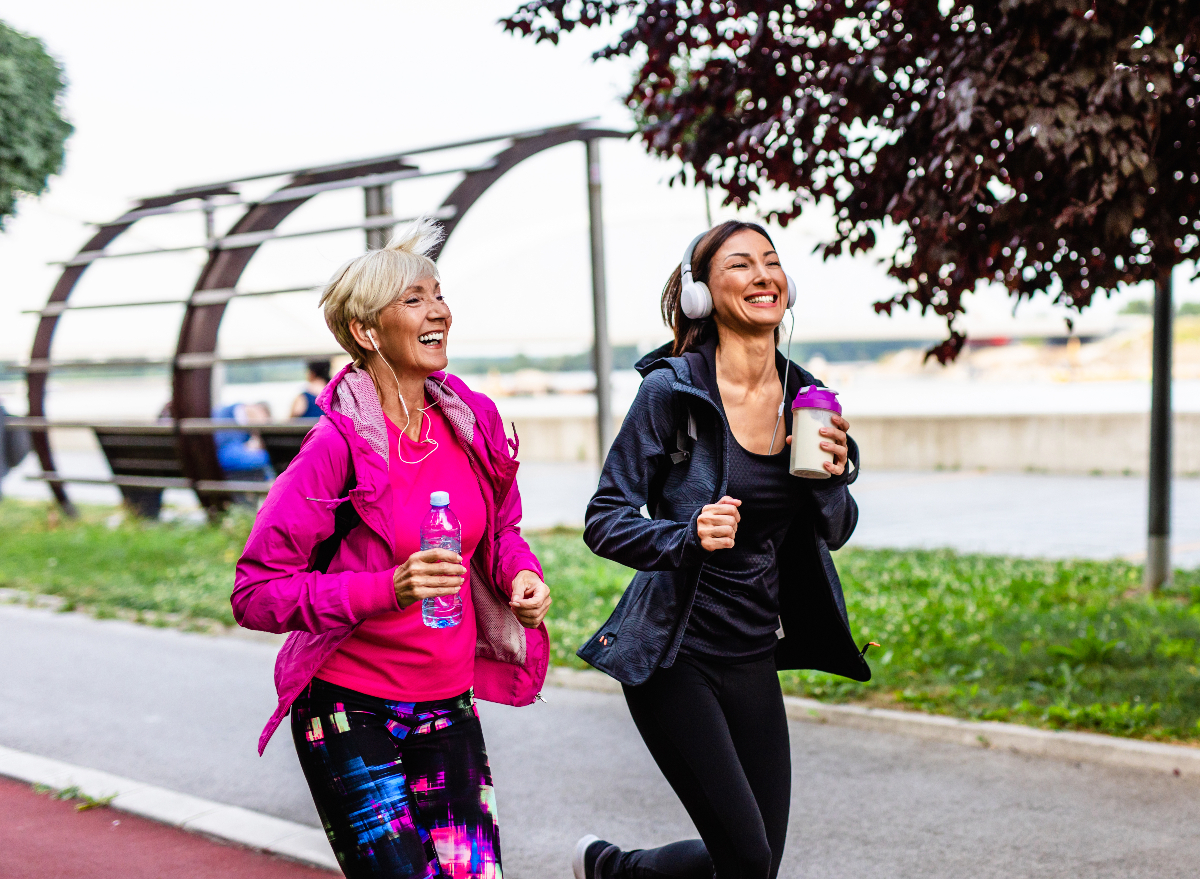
left=682, top=349, right=807, bottom=660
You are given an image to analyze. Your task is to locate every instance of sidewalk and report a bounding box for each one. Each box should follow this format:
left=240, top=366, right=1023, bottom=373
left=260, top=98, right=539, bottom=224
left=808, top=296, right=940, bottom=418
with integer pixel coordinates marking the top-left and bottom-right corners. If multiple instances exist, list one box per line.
left=0, top=774, right=329, bottom=879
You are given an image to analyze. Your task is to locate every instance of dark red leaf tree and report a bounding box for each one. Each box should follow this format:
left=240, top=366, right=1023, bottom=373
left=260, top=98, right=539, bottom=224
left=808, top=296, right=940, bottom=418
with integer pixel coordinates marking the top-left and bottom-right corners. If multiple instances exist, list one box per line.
left=503, top=0, right=1200, bottom=362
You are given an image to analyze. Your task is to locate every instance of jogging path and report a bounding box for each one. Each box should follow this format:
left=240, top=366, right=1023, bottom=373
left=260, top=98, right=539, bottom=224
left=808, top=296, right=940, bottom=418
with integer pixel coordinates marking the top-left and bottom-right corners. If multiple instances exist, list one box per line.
left=3, top=603, right=1200, bottom=878
left=0, top=772, right=328, bottom=879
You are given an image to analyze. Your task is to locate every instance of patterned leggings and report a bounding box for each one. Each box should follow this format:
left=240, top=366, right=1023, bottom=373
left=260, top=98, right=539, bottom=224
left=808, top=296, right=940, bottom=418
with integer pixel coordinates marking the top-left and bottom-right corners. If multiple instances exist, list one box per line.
left=291, top=678, right=502, bottom=879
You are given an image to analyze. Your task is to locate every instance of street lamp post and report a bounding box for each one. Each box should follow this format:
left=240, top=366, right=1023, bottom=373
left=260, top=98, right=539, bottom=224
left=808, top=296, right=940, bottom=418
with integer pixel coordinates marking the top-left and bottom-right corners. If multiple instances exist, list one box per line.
left=1145, top=265, right=1173, bottom=590
left=586, top=138, right=613, bottom=465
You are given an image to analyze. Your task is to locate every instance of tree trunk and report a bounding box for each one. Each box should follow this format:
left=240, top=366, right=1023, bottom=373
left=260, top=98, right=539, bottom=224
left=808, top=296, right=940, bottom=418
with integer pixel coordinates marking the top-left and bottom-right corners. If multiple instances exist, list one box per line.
left=1145, top=265, right=1173, bottom=591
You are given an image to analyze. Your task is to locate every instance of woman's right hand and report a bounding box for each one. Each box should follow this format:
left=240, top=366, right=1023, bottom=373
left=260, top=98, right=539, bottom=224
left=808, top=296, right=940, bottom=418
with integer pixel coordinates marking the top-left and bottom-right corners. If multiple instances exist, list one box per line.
left=696, top=496, right=742, bottom=551
left=393, top=549, right=466, bottom=610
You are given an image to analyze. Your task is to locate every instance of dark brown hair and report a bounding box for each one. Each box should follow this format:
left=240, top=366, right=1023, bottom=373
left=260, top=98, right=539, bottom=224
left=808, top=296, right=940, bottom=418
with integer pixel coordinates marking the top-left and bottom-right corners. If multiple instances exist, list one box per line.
left=661, top=220, right=781, bottom=356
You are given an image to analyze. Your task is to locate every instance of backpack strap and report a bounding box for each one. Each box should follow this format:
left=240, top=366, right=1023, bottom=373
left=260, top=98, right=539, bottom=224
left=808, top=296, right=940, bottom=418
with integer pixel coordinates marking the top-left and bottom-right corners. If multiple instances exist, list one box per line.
left=311, top=450, right=361, bottom=575
left=669, top=408, right=697, bottom=464
left=648, top=396, right=695, bottom=516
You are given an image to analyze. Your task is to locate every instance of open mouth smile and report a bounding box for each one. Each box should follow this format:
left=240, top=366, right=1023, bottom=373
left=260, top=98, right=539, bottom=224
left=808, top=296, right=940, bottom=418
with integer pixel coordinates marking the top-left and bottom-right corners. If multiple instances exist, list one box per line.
left=418, top=331, right=445, bottom=348
left=745, top=293, right=778, bottom=306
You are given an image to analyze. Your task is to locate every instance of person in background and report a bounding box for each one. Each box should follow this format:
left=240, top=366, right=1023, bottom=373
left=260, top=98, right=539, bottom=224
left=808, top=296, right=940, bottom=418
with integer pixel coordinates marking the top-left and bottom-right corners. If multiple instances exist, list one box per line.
left=292, top=359, right=332, bottom=418
left=214, top=401, right=274, bottom=483
left=0, top=403, right=31, bottom=500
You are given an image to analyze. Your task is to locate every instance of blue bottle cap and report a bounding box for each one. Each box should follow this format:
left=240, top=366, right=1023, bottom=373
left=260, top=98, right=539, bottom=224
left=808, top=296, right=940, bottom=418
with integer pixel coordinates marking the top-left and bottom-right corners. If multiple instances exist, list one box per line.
left=430, top=491, right=450, bottom=507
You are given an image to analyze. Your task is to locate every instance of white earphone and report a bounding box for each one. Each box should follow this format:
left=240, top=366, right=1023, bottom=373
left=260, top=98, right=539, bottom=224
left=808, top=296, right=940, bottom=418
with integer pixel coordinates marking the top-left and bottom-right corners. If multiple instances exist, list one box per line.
left=367, top=328, right=441, bottom=465
left=679, top=230, right=797, bottom=319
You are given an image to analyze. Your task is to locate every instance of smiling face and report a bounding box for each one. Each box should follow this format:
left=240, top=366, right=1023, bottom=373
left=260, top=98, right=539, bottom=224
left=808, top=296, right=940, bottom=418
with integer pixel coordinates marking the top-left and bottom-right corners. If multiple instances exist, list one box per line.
left=353, top=275, right=451, bottom=379
left=706, top=229, right=788, bottom=336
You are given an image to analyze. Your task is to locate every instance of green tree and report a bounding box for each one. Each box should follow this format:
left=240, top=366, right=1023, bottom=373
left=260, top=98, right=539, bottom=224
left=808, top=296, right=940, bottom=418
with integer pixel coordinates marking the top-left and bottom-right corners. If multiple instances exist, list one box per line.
left=503, top=0, right=1199, bottom=361
left=0, top=21, right=71, bottom=229
left=503, top=1, right=1200, bottom=588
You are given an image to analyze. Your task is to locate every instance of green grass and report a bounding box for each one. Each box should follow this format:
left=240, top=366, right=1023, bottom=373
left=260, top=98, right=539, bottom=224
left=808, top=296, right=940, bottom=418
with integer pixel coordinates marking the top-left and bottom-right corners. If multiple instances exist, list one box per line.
left=792, top=549, right=1200, bottom=742
left=0, top=501, right=250, bottom=628
left=4, top=500, right=1200, bottom=742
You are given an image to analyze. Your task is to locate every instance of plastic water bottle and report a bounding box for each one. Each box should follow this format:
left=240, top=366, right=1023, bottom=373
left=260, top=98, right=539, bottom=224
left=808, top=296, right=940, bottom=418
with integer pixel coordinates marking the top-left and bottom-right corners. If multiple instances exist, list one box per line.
left=420, top=491, right=463, bottom=628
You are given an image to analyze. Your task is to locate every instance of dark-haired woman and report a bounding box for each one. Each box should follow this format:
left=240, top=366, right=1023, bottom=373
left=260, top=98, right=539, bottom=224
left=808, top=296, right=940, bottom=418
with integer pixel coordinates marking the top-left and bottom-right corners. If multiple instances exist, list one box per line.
left=573, top=221, right=870, bottom=879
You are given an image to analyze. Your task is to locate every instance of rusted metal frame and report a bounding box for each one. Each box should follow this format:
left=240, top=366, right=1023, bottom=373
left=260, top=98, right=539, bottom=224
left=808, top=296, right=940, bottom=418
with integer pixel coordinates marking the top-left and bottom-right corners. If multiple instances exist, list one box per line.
left=433, top=127, right=627, bottom=465
left=176, top=419, right=317, bottom=435
left=26, top=472, right=275, bottom=494
left=28, top=473, right=194, bottom=490
left=172, top=160, right=413, bottom=512
left=22, top=350, right=343, bottom=374
left=31, top=123, right=624, bottom=515
left=58, top=207, right=457, bottom=268
left=26, top=187, right=236, bottom=514
left=90, top=160, right=474, bottom=229
left=170, top=120, right=597, bottom=194
left=9, top=418, right=176, bottom=434
left=22, top=283, right=326, bottom=317
left=431, top=127, right=627, bottom=257
left=10, top=417, right=315, bottom=436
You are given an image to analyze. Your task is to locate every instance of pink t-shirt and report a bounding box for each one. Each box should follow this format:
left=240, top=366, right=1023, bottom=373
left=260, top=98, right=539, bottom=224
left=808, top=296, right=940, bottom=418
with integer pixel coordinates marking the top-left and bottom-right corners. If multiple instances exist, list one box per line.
left=317, top=401, right=486, bottom=701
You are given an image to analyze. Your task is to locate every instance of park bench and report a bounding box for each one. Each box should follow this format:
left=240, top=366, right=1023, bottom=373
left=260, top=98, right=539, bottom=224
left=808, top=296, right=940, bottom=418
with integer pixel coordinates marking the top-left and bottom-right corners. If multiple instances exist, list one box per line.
left=9, top=417, right=317, bottom=517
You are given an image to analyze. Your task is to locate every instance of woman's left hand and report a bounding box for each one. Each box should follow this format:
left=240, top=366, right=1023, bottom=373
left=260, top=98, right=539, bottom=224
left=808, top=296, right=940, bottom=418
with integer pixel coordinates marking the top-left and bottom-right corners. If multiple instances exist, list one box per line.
left=819, top=414, right=851, bottom=475
left=510, top=570, right=551, bottom=629
left=783, top=414, right=850, bottom=474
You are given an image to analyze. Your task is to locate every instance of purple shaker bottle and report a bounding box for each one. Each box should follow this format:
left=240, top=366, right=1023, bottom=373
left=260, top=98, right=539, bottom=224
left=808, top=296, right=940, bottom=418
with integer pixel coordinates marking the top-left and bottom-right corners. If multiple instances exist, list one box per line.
left=789, top=386, right=842, bottom=479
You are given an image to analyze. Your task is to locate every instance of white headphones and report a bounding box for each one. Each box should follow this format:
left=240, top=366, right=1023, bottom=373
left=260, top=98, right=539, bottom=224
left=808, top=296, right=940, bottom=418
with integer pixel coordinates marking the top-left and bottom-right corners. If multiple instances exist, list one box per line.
left=679, top=230, right=797, bottom=319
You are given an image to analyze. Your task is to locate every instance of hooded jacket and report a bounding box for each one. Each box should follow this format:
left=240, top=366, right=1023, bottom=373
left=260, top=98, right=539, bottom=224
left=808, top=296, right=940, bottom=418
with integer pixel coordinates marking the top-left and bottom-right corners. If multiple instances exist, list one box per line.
left=233, top=364, right=548, bottom=754
left=579, top=338, right=871, bottom=685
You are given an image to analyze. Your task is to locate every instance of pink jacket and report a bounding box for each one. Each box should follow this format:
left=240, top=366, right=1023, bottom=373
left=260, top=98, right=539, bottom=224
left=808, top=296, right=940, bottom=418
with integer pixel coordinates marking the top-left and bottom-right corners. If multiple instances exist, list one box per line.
left=233, top=364, right=548, bottom=754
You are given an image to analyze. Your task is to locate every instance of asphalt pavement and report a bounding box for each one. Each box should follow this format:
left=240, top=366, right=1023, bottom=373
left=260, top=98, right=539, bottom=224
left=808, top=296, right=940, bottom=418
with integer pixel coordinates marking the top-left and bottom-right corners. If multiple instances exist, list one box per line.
left=7, top=459, right=1200, bottom=568
left=3, top=603, right=1199, bottom=878
left=514, top=464, right=1200, bottom=567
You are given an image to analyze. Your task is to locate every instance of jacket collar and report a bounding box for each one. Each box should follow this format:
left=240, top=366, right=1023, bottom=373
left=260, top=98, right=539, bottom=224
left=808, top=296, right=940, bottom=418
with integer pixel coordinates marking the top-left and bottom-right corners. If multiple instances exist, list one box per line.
left=635, top=334, right=816, bottom=405
left=633, top=340, right=696, bottom=388
left=318, top=363, right=516, bottom=505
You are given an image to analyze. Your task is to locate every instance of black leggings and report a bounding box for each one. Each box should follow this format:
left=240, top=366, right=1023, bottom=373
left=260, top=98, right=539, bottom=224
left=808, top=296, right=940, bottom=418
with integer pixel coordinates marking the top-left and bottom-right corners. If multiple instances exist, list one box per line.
left=615, top=653, right=791, bottom=879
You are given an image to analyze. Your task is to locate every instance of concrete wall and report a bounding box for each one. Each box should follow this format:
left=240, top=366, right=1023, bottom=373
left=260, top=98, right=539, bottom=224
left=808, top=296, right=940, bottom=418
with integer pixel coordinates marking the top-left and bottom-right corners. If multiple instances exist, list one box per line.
left=38, top=413, right=1200, bottom=475
left=848, top=413, right=1200, bottom=476
left=507, top=412, right=1200, bottom=475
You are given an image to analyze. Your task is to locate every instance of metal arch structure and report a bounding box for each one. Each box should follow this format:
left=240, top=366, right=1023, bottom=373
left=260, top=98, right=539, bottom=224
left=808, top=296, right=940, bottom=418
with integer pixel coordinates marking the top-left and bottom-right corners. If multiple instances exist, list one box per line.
left=27, top=185, right=237, bottom=515
left=25, top=122, right=628, bottom=514
left=172, top=156, right=419, bottom=511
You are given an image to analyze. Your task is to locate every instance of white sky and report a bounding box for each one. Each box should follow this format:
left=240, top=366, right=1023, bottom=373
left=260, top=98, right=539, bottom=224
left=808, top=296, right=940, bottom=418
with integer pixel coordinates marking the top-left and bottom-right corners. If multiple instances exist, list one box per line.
left=0, top=0, right=1191, bottom=367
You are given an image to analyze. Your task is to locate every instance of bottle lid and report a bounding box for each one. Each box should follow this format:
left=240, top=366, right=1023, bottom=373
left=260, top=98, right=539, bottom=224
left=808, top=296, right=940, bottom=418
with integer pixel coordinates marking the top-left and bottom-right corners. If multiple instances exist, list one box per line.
left=430, top=491, right=450, bottom=507
left=791, top=385, right=841, bottom=414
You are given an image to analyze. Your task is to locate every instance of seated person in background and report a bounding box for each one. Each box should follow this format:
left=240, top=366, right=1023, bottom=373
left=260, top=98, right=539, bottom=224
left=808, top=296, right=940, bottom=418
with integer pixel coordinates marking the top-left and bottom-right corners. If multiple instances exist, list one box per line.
left=213, top=401, right=274, bottom=482
left=290, top=359, right=331, bottom=418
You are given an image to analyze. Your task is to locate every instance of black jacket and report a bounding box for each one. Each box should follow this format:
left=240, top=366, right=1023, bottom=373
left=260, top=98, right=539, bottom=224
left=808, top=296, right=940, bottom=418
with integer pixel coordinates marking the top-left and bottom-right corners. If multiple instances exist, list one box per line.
left=578, top=338, right=871, bottom=685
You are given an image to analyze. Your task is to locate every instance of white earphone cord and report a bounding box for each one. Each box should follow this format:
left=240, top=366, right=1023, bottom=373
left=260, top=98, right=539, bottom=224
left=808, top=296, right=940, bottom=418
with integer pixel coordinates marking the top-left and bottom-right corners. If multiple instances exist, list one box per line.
left=768, top=308, right=796, bottom=455
left=368, top=330, right=448, bottom=465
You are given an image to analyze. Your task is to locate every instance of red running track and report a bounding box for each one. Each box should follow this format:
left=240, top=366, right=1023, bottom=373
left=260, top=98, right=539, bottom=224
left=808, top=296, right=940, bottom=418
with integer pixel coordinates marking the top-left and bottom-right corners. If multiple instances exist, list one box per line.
left=0, top=774, right=333, bottom=878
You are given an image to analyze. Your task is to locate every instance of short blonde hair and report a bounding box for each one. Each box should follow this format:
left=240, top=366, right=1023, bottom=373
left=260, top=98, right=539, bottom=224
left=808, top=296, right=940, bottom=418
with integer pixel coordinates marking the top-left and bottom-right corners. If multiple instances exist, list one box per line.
left=320, top=218, right=444, bottom=366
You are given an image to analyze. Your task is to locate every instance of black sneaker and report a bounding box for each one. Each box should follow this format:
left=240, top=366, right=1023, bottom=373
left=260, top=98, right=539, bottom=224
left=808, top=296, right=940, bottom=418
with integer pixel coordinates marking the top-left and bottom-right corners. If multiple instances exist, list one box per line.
left=573, top=834, right=620, bottom=879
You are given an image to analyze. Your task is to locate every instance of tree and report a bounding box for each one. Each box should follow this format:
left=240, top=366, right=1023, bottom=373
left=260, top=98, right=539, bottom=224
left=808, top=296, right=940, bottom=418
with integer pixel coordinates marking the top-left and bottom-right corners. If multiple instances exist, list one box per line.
left=503, top=0, right=1200, bottom=588
left=0, top=21, right=72, bottom=229
left=503, top=0, right=1198, bottom=360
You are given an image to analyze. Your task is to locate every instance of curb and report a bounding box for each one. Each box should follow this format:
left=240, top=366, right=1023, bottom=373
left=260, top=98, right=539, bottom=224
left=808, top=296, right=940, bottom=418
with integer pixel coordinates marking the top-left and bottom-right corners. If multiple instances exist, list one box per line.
left=545, top=667, right=1200, bottom=779
left=0, top=744, right=338, bottom=872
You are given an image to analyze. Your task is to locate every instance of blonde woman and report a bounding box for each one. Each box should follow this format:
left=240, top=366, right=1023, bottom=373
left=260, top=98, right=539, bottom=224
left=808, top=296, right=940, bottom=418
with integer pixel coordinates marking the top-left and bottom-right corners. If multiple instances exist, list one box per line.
left=234, top=220, right=551, bottom=878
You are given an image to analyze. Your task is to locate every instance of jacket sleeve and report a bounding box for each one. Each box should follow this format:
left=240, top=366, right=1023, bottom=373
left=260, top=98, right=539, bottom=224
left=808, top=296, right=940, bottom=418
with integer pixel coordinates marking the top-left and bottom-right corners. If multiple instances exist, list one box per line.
left=480, top=407, right=544, bottom=590
left=584, top=371, right=707, bottom=571
left=231, top=424, right=398, bottom=634
left=494, top=472, right=544, bottom=591
left=809, top=433, right=860, bottom=551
